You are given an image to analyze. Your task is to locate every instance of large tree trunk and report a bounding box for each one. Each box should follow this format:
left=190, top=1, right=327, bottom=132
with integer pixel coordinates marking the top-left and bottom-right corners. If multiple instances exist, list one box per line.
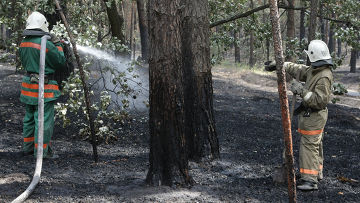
left=103, top=0, right=125, bottom=44
left=136, top=0, right=149, bottom=62
left=146, top=0, right=191, bottom=186
left=181, top=0, right=219, bottom=161
left=350, top=48, right=357, bottom=73
left=285, top=0, right=295, bottom=61
left=234, top=29, right=241, bottom=63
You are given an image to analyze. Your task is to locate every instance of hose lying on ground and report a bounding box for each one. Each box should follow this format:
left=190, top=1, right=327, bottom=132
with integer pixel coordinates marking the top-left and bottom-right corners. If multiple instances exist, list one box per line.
left=12, top=35, right=50, bottom=203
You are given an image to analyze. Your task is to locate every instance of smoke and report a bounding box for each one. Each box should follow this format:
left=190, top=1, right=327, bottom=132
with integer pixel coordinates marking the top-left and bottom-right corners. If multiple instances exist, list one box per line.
left=77, top=45, right=149, bottom=111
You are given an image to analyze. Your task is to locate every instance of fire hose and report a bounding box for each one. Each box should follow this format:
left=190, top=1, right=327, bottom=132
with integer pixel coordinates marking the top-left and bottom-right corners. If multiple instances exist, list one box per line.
left=12, top=35, right=51, bottom=203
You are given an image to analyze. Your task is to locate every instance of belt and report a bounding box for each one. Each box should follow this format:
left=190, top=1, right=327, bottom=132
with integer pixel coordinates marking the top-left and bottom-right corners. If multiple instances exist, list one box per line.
left=294, top=103, right=326, bottom=117
left=26, top=72, right=55, bottom=80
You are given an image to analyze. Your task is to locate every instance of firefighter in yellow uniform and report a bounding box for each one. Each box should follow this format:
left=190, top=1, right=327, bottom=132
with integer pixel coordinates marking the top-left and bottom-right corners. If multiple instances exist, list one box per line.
left=266, top=40, right=334, bottom=191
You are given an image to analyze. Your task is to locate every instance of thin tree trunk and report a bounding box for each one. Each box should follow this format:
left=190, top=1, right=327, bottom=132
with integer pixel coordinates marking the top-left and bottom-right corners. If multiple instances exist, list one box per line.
left=337, top=38, right=342, bottom=57
left=324, top=20, right=329, bottom=44
left=103, top=0, right=125, bottom=44
left=350, top=48, right=357, bottom=73
left=328, top=13, right=336, bottom=54
left=307, top=0, right=319, bottom=65
left=328, top=26, right=335, bottom=54
left=319, top=2, right=325, bottom=41
left=249, top=0, right=255, bottom=67
left=132, top=2, right=137, bottom=60
left=234, top=29, right=241, bottom=63
left=181, top=0, right=219, bottom=161
left=285, top=0, right=295, bottom=61
left=129, top=2, right=135, bottom=59
left=136, top=0, right=149, bottom=62
left=268, top=0, right=296, bottom=202
left=146, top=0, right=192, bottom=186
left=299, top=7, right=305, bottom=41
left=308, top=0, right=319, bottom=42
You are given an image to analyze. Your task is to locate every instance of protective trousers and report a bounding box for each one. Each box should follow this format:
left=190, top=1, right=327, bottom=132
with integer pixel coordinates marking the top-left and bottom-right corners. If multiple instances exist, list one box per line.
left=23, top=101, right=54, bottom=158
left=298, top=129, right=325, bottom=183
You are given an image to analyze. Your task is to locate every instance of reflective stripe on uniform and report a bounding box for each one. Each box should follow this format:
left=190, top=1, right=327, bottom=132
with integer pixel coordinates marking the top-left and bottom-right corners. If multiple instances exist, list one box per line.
left=24, top=137, right=35, bottom=142
left=298, top=128, right=323, bottom=135
left=21, top=90, right=54, bottom=98
left=22, top=82, right=59, bottom=91
left=300, top=168, right=319, bottom=175
left=35, top=143, right=48, bottom=149
left=20, top=42, right=48, bottom=52
left=56, top=46, right=63, bottom=52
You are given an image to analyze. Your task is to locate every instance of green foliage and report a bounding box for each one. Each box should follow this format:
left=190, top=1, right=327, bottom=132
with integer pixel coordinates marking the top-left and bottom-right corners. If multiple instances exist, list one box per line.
left=332, top=82, right=348, bottom=95
left=323, top=0, right=360, bottom=49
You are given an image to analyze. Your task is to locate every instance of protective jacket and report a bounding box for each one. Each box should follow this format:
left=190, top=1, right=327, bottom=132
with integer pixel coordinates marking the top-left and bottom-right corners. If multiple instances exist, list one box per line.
left=19, top=30, right=65, bottom=157
left=284, top=62, right=333, bottom=183
left=284, top=62, right=333, bottom=133
left=19, top=31, right=66, bottom=105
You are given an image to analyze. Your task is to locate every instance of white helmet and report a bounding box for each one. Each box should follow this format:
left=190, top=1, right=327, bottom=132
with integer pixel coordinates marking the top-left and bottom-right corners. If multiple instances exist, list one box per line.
left=304, top=40, right=331, bottom=63
left=26, top=11, right=49, bottom=33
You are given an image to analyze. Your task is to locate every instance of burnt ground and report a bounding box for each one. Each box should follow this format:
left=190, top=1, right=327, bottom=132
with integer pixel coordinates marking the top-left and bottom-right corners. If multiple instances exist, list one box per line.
left=0, top=60, right=360, bottom=202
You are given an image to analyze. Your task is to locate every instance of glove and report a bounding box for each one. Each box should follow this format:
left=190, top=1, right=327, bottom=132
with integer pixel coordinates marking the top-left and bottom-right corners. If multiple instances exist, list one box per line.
left=264, top=61, right=277, bottom=72
left=50, top=33, right=60, bottom=44
left=290, top=80, right=304, bottom=95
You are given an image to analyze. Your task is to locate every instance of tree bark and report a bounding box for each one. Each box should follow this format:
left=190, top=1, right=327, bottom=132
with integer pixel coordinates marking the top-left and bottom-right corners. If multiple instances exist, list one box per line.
left=324, top=20, right=329, bottom=44
left=129, top=1, right=135, bottom=59
left=308, top=0, right=318, bottom=42
left=132, top=2, right=137, bottom=60
left=328, top=25, right=335, bottom=54
left=285, top=0, right=295, bottom=61
left=299, top=7, right=306, bottom=41
left=350, top=48, right=357, bottom=73
left=136, top=0, right=149, bottom=62
left=103, top=0, right=125, bottom=44
left=146, top=0, right=192, bottom=186
left=328, top=13, right=336, bottom=54
left=337, top=38, right=342, bottom=57
left=307, top=0, right=319, bottom=65
left=249, top=0, right=255, bottom=67
left=181, top=0, right=219, bottom=161
left=234, top=29, right=241, bottom=63
left=319, top=1, right=325, bottom=41
left=268, top=1, right=296, bottom=202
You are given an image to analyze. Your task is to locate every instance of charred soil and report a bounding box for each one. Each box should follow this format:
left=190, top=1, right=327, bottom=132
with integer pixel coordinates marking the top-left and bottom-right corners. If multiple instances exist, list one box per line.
left=1, top=62, right=360, bottom=202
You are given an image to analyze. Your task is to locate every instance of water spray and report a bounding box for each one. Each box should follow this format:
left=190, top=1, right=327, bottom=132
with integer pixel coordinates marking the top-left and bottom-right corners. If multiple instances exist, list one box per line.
left=12, top=35, right=50, bottom=203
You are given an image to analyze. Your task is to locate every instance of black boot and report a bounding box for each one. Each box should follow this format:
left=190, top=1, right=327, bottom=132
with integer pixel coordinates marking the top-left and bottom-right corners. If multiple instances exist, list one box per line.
left=297, top=181, right=318, bottom=191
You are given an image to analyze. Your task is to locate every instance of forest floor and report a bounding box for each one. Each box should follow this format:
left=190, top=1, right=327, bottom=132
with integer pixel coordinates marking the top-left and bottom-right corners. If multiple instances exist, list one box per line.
left=0, top=57, right=360, bottom=202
